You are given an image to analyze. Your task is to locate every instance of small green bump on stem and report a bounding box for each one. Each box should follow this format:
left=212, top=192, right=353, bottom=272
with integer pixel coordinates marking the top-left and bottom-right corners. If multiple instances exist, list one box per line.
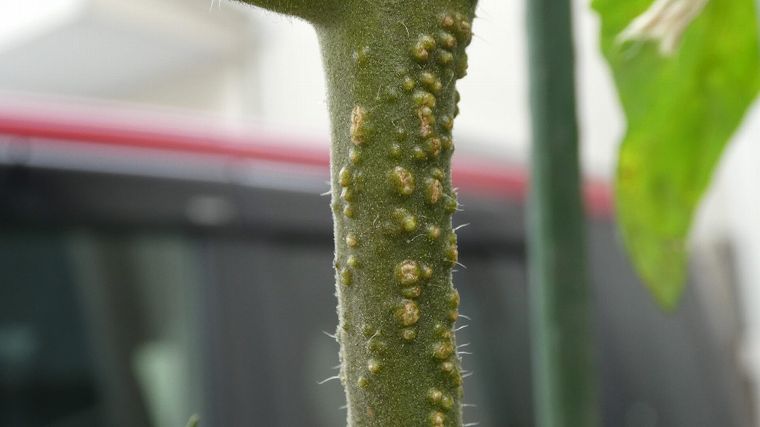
left=396, top=299, right=421, bottom=326
left=412, top=34, right=437, bottom=63
left=433, top=322, right=446, bottom=335
left=437, top=50, right=454, bottom=66
left=413, top=91, right=437, bottom=108
left=420, top=71, right=435, bottom=86
left=422, top=264, right=433, bottom=280
left=385, top=86, right=400, bottom=102
left=443, top=194, right=458, bottom=214
left=393, top=208, right=418, bottom=233
left=446, top=241, right=459, bottom=266
left=455, top=54, right=468, bottom=79
left=440, top=361, right=455, bottom=374
left=390, top=166, right=415, bottom=196
left=358, top=376, right=369, bottom=388
left=440, top=394, right=454, bottom=410
left=447, top=309, right=459, bottom=323
left=347, top=255, right=359, bottom=268
left=361, top=324, right=375, bottom=337
left=352, top=46, right=371, bottom=66
left=395, top=127, right=408, bottom=141
left=438, top=31, right=457, bottom=49
left=432, top=341, right=454, bottom=360
left=413, top=146, right=428, bottom=161
left=402, top=76, right=416, bottom=92
left=349, top=147, right=361, bottom=164
left=346, top=233, right=358, bottom=248
left=428, top=388, right=443, bottom=404
left=402, top=328, right=417, bottom=341
left=339, top=167, right=352, bottom=187
left=401, top=286, right=422, bottom=299
left=340, top=268, right=353, bottom=286
left=367, top=338, right=389, bottom=354
left=440, top=136, right=453, bottom=151
left=344, top=203, right=356, bottom=218
left=427, top=224, right=442, bottom=240
left=430, top=167, right=445, bottom=181
left=456, top=19, right=472, bottom=45
left=420, top=71, right=442, bottom=95
left=440, top=115, right=454, bottom=131
left=448, top=289, right=460, bottom=309
left=430, top=411, right=446, bottom=427
left=368, top=358, right=382, bottom=374
left=390, top=143, right=403, bottom=158
left=341, top=187, right=357, bottom=202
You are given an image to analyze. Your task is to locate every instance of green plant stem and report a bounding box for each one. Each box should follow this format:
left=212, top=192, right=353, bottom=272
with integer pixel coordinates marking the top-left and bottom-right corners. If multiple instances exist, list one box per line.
left=526, top=1, right=598, bottom=426
left=237, top=1, right=476, bottom=425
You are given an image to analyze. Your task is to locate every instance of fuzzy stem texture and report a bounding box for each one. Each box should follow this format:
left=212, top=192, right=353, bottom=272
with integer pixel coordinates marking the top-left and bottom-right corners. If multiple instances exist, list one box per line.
left=237, top=1, right=476, bottom=425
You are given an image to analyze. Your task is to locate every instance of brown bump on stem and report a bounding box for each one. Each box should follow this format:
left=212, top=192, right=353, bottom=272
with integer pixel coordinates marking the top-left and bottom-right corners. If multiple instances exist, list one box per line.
left=426, top=178, right=443, bottom=205
left=350, top=105, right=368, bottom=145
left=426, top=137, right=442, bottom=157
left=396, top=259, right=421, bottom=286
left=397, top=299, right=421, bottom=326
left=390, top=166, right=415, bottom=196
left=440, top=14, right=455, bottom=30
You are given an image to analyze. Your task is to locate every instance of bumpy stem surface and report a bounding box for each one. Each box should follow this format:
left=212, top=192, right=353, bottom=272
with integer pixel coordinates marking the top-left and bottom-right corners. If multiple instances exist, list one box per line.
left=239, top=1, right=476, bottom=425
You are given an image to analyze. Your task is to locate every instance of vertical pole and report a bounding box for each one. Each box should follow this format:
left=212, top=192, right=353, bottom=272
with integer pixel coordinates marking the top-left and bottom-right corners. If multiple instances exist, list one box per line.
left=526, top=1, right=598, bottom=426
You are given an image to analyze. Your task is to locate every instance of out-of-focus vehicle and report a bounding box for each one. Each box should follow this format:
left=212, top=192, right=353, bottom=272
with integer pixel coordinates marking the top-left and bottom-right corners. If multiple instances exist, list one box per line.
left=0, top=103, right=751, bottom=427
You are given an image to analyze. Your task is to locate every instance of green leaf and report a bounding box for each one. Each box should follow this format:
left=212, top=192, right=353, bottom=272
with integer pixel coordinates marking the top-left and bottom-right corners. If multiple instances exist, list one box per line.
left=592, top=0, right=760, bottom=309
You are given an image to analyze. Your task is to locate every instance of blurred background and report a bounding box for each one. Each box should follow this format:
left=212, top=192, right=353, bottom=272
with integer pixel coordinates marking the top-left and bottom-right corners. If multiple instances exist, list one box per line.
left=1, top=0, right=759, bottom=426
